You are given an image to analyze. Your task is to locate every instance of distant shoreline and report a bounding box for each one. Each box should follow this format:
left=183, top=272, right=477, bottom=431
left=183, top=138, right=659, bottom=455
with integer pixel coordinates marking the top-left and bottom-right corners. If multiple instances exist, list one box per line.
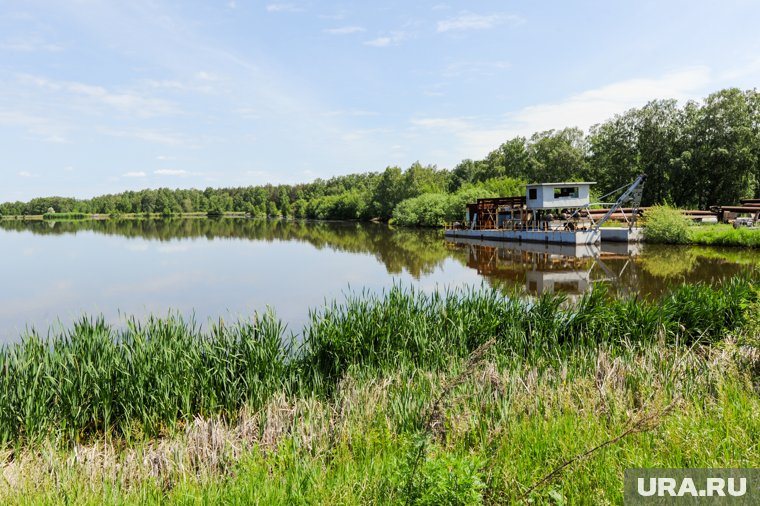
left=0, top=211, right=249, bottom=221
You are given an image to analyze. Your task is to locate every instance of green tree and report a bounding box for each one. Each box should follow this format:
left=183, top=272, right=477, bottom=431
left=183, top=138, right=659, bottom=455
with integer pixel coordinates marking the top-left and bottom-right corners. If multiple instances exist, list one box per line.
left=267, top=200, right=280, bottom=217
left=527, top=128, right=587, bottom=183
left=589, top=100, right=683, bottom=205
left=687, top=89, right=758, bottom=207
left=278, top=188, right=292, bottom=217
left=370, top=166, right=405, bottom=220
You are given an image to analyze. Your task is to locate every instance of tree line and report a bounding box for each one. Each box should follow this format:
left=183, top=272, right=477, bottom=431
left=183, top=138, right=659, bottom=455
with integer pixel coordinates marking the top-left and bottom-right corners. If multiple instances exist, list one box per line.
left=2, top=88, right=758, bottom=226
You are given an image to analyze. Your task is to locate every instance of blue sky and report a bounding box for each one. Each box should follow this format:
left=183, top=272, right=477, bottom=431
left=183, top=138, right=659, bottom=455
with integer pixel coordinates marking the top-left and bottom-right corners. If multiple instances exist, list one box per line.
left=2, top=0, right=759, bottom=202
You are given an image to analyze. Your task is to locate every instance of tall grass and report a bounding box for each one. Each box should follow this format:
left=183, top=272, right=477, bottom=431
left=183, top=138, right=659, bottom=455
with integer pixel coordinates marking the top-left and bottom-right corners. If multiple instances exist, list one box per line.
left=0, top=313, right=291, bottom=445
left=688, top=223, right=760, bottom=247
left=0, top=278, right=757, bottom=448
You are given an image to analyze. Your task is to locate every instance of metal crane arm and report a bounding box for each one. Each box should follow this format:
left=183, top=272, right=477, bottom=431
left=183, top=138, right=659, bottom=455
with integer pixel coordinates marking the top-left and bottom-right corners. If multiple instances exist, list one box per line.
left=593, top=174, right=646, bottom=231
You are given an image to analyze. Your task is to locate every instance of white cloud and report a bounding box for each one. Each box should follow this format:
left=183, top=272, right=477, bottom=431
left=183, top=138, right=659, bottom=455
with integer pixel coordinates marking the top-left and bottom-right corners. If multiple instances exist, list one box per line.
left=122, top=171, right=147, bottom=178
left=365, top=37, right=391, bottom=47
left=324, top=26, right=365, bottom=35
left=18, top=171, right=38, bottom=178
left=154, top=169, right=188, bottom=176
left=19, top=75, right=177, bottom=118
left=364, top=32, right=405, bottom=47
left=68, top=83, right=175, bottom=117
left=510, top=66, right=711, bottom=134
left=266, top=3, right=303, bottom=13
left=0, top=111, right=68, bottom=143
left=104, top=128, right=190, bottom=146
left=409, top=66, right=714, bottom=164
left=437, top=13, right=523, bottom=33
left=195, top=71, right=221, bottom=82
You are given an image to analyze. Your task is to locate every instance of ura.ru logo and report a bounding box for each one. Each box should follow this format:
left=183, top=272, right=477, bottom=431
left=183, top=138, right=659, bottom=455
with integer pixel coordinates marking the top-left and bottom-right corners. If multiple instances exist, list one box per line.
left=637, top=477, right=747, bottom=498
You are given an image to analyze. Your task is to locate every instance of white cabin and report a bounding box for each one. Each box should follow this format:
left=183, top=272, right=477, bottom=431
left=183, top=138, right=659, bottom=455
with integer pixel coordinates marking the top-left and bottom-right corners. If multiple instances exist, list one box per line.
left=525, top=182, right=595, bottom=210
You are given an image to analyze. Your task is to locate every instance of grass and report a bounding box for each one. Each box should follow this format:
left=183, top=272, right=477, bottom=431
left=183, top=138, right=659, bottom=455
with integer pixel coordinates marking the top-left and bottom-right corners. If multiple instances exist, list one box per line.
left=688, top=223, right=760, bottom=247
left=1, top=336, right=758, bottom=504
left=641, top=204, right=760, bottom=247
left=0, top=280, right=759, bottom=503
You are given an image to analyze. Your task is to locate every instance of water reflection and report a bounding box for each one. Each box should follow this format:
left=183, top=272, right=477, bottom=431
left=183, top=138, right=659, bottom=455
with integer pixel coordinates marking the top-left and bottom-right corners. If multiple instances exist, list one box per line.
left=0, top=218, right=758, bottom=341
left=445, top=237, right=757, bottom=299
left=0, top=218, right=450, bottom=279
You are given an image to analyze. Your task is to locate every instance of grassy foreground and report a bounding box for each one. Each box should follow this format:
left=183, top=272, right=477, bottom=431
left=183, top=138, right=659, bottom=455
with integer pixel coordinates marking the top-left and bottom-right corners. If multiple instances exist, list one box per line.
left=1, top=281, right=759, bottom=504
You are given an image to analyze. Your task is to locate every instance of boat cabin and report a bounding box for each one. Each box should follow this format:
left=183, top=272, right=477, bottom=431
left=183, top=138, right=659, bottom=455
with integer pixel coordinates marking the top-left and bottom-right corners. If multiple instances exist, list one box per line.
left=457, top=181, right=598, bottom=233
left=525, top=182, right=595, bottom=210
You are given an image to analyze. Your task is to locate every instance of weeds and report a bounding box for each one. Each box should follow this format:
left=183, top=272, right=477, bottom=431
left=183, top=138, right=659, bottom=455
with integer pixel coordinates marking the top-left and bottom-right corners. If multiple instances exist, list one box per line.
left=0, top=278, right=757, bottom=450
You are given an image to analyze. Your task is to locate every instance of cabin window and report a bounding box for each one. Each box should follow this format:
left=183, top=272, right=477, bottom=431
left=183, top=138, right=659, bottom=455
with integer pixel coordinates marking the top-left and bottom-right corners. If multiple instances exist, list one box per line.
left=554, top=186, right=579, bottom=199
left=528, top=188, right=537, bottom=200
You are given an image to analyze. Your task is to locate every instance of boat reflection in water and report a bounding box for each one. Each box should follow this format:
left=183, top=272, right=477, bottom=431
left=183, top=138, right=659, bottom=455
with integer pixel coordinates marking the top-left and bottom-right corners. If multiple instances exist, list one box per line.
left=445, top=237, right=641, bottom=297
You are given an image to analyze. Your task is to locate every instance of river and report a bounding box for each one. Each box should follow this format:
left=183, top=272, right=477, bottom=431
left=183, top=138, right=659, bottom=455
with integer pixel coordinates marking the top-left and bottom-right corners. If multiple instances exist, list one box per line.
left=1, top=218, right=757, bottom=342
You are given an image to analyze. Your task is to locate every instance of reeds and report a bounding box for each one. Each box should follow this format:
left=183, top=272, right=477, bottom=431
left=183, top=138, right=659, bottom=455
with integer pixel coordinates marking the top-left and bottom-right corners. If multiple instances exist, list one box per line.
left=0, top=312, right=292, bottom=446
left=0, top=277, right=757, bottom=448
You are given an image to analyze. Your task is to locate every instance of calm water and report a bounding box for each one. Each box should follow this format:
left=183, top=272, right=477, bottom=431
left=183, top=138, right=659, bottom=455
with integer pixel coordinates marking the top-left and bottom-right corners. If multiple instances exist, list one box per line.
left=1, top=218, right=758, bottom=342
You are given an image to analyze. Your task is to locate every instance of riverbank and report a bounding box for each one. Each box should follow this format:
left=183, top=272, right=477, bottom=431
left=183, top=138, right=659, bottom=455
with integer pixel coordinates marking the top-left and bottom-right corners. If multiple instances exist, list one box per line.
left=1, top=281, right=759, bottom=503
left=7, top=211, right=760, bottom=249
left=687, top=223, right=760, bottom=247
left=0, top=211, right=248, bottom=221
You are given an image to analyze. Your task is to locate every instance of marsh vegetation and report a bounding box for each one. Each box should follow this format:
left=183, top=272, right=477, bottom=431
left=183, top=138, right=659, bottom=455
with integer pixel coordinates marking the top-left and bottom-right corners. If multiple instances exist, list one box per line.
left=0, top=279, right=758, bottom=503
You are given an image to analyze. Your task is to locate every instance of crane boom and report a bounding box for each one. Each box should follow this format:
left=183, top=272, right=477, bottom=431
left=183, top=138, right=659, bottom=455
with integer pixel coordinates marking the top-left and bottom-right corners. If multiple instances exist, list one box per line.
left=593, top=174, right=646, bottom=231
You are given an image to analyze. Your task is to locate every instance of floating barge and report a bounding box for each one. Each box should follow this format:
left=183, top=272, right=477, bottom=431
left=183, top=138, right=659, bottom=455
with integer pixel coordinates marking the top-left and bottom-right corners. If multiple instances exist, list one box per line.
left=446, top=227, right=602, bottom=245
left=445, top=176, right=646, bottom=245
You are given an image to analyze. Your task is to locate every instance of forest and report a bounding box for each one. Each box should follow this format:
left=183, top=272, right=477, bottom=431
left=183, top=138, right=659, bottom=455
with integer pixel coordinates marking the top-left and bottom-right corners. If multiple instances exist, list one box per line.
left=2, top=88, right=759, bottom=227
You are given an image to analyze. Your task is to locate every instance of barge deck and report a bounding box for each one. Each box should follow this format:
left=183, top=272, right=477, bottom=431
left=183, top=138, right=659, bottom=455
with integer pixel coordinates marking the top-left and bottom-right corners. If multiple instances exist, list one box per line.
left=444, top=228, right=601, bottom=245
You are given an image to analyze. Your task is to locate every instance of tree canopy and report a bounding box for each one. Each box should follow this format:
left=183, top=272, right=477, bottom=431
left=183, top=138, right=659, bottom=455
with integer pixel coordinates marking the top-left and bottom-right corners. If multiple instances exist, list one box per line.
left=3, top=88, right=759, bottom=222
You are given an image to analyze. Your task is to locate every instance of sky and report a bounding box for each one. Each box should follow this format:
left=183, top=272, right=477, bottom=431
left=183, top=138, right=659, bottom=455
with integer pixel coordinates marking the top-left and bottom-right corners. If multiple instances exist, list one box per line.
left=2, top=0, right=760, bottom=202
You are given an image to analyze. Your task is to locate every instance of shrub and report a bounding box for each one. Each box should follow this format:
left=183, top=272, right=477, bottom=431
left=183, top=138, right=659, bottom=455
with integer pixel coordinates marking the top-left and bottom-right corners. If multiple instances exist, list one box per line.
left=643, top=205, right=690, bottom=244
left=392, top=193, right=450, bottom=227
left=392, top=187, right=497, bottom=227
